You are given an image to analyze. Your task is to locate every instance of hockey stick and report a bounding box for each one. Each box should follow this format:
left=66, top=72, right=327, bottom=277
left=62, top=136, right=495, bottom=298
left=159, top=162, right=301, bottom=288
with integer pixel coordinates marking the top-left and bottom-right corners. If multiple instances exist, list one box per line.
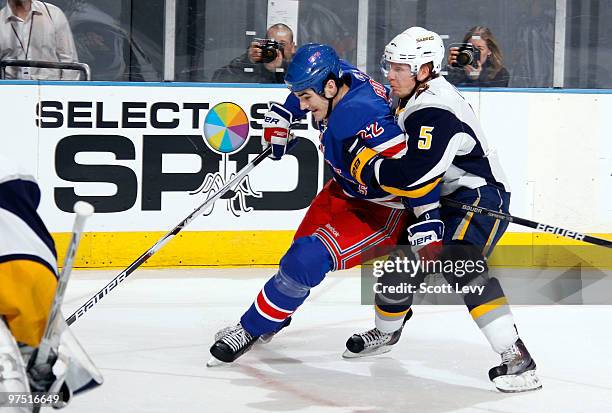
left=441, top=197, right=612, bottom=248
left=32, top=201, right=94, bottom=413
left=36, top=202, right=95, bottom=363
left=65, top=146, right=273, bottom=326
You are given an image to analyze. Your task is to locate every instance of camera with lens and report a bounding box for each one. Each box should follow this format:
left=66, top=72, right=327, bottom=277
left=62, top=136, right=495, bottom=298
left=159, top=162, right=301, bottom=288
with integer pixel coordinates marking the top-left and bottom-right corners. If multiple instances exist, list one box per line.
left=254, top=38, right=284, bottom=63
left=449, top=43, right=481, bottom=68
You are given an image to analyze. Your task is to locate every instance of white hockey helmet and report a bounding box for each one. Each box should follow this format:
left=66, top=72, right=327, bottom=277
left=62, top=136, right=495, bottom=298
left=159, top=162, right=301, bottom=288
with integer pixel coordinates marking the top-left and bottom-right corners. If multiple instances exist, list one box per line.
left=383, top=27, right=445, bottom=76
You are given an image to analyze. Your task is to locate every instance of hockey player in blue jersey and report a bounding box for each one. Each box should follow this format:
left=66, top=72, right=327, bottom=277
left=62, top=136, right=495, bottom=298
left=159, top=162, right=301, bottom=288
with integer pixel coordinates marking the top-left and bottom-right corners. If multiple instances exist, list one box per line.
left=342, top=27, right=541, bottom=392
left=208, top=43, right=414, bottom=365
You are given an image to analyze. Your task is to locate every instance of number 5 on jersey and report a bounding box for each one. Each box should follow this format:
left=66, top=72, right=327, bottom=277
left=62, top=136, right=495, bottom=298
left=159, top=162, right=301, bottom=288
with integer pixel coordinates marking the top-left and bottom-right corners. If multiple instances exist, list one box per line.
left=418, top=126, right=434, bottom=150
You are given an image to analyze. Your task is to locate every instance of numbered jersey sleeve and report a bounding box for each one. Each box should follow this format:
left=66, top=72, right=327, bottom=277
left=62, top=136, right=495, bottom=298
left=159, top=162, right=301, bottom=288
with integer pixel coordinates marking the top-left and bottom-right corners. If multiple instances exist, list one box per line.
left=375, top=106, right=475, bottom=207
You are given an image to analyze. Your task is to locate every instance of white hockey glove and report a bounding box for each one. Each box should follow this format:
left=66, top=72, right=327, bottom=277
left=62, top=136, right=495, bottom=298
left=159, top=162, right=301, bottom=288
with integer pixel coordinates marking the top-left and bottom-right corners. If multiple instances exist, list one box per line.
left=407, top=208, right=444, bottom=263
left=262, top=102, right=296, bottom=160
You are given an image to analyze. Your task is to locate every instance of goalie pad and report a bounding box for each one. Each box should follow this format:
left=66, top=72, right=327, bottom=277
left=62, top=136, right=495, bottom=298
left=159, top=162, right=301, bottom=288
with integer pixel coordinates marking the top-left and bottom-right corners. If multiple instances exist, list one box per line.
left=0, top=321, right=30, bottom=413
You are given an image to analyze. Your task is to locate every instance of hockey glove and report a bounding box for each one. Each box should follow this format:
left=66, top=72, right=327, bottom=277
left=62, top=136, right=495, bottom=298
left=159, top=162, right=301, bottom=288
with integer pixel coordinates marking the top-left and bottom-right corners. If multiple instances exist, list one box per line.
left=26, top=347, right=57, bottom=393
left=343, top=136, right=381, bottom=188
left=26, top=347, right=73, bottom=408
left=407, top=208, right=444, bottom=263
left=262, top=102, right=297, bottom=160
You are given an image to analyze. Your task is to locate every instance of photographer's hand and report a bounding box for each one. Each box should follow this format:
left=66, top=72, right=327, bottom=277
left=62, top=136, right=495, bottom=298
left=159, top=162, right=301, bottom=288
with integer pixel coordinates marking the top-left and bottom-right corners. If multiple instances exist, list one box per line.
left=248, top=41, right=262, bottom=63
left=264, top=48, right=284, bottom=73
left=465, top=60, right=482, bottom=79
left=447, top=47, right=459, bottom=66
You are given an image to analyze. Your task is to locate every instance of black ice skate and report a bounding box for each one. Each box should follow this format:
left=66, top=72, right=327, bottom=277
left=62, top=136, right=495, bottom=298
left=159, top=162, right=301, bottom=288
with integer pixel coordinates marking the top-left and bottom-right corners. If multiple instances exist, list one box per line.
left=343, top=309, right=413, bottom=358
left=207, top=323, right=258, bottom=367
left=489, top=338, right=542, bottom=392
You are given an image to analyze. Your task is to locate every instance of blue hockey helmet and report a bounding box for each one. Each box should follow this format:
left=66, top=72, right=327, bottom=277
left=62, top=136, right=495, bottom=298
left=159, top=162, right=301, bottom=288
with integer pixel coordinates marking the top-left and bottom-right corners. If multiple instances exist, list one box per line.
left=285, top=43, right=341, bottom=94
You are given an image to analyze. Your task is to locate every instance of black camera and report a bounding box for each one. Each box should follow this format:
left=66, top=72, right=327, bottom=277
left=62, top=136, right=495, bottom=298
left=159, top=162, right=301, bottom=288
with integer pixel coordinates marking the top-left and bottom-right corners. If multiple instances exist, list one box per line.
left=254, top=38, right=284, bottom=63
left=449, top=43, right=481, bottom=68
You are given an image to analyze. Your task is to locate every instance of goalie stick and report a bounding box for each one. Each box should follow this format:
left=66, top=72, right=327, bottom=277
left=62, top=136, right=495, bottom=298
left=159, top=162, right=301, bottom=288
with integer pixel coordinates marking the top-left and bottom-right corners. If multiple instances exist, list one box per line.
left=66, top=146, right=273, bottom=326
left=32, top=201, right=94, bottom=413
left=441, top=197, right=612, bottom=248
left=36, top=201, right=94, bottom=363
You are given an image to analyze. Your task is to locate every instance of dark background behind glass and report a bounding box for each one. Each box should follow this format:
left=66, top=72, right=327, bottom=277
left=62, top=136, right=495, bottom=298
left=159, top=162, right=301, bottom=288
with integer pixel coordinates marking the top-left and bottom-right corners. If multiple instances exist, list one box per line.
left=565, top=0, right=612, bottom=88
left=0, top=0, right=609, bottom=88
left=174, top=0, right=357, bottom=82
left=44, top=0, right=164, bottom=81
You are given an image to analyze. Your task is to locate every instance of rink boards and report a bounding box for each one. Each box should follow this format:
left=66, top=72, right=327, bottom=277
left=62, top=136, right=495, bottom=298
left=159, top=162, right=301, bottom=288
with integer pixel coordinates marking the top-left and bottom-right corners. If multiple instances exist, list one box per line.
left=0, top=81, right=610, bottom=268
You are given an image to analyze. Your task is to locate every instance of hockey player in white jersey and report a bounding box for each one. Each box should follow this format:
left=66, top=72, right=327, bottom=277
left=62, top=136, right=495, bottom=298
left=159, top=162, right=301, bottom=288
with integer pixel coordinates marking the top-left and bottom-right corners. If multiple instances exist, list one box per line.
left=342, top=27, right=541, bottom=393
left=0, top=155, right=102, bottom=411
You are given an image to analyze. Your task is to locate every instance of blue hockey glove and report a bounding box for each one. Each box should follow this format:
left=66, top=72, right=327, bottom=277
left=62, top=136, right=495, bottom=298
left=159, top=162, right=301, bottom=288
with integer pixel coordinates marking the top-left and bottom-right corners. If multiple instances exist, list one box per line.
left=407, top=208, right=444, bottom=262
left=262, top=102, right=297, bottom=160
left=343, top=136, right=381, bottom=188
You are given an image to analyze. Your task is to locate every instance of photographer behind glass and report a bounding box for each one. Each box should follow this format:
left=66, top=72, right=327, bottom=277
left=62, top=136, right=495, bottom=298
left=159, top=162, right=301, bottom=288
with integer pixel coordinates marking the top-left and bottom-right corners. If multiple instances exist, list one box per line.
left=445, top=26, right=509, bottom=88
left=212, top=23, right=296, bottom=83
left=0, top=0, right=79, bottom=80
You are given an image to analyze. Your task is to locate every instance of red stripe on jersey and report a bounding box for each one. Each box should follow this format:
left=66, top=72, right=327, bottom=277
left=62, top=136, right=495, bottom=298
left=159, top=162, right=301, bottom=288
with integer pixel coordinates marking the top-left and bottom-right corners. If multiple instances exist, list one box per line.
left=313, top=228, right=342, bottom=270
left=255, top=290, right=293, bottom=321
left=380, top=142, right=406, bottom=158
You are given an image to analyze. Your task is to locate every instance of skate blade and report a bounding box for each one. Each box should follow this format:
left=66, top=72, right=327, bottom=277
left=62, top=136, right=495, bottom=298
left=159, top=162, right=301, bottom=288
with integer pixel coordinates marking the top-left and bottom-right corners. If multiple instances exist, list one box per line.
left=206, top=356, right=228, bottom=368
left=342, top=345, right=393, bottom=359
left=493, top=370, right=542, bottom=393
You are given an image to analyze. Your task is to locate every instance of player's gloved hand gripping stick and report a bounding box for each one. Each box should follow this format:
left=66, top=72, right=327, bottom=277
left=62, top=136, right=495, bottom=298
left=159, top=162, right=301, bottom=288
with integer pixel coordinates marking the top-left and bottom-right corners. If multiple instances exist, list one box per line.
left=262, top=102, right=298, bottom=160
left=343, top=135, right=610, bottom=249
left=407, top=208, right=445, bottom=262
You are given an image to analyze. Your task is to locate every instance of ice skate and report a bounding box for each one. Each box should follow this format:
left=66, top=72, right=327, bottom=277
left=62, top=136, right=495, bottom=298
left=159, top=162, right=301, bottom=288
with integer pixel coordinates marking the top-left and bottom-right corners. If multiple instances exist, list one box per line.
left=343, top=309, right=412, bottom=359
left=489, top=338, right=542, bottom=392
left=259, top=317, right=292, bottom=344
left=207, top=322, right=258, bottom=367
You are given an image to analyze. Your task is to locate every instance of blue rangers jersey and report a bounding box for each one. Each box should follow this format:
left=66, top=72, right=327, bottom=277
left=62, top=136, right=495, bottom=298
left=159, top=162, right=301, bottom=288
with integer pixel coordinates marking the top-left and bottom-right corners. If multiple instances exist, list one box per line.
left=283, top=62, right=407, bottom=208
left=374, top=76, right=510, bottom=208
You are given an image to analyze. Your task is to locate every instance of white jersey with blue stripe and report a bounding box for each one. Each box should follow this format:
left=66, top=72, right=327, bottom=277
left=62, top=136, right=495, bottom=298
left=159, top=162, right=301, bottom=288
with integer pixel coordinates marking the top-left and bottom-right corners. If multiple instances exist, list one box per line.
left=0, top=155, right=58, bottom=274
left=375, top=76, right=510, bottom=208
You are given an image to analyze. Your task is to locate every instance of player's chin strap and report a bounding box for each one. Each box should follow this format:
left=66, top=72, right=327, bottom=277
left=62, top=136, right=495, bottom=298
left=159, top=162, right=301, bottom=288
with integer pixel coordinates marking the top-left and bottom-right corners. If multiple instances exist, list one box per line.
left=405, top=71, right=438, bottom=102
left=325, top=96, right=335, bottom=119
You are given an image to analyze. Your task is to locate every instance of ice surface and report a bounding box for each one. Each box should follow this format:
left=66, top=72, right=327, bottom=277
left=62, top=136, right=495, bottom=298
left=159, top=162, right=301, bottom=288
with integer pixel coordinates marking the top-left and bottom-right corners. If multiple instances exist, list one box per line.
left=61, top=268, right=612, bottom=413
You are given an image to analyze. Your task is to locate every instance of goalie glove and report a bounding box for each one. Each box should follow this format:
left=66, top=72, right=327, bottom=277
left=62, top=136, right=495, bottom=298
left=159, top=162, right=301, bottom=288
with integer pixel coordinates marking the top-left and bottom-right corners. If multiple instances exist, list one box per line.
left=27, top=347, right=72, bottom=407
left=407, top=208, right=444, bottom=263
left=26, top=347, right=57, bottom=393
left=262, top=102, right=297, bottom=160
